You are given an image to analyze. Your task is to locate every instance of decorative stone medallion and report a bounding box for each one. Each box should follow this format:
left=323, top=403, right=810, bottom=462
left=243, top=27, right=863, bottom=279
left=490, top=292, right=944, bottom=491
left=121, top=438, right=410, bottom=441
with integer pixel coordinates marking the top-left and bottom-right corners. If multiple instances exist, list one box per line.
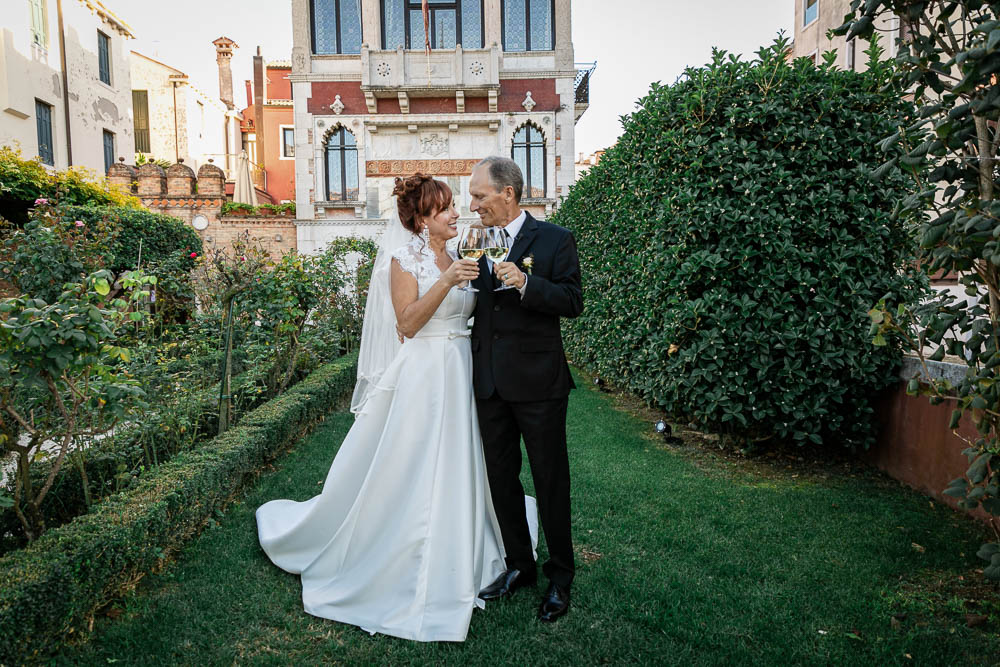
left=376, top=62, right=391, bottom=77
left=331, top=95, right=345, bottom=115
left=192, top=214, right=209, bottom=231
left=420, top=133, right=448, bottom=157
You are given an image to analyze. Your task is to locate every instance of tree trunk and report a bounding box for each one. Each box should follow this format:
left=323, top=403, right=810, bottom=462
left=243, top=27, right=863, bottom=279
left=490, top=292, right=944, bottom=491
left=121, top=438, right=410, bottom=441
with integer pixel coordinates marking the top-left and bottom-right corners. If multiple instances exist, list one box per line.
left=218, top=296, right=236, bottom=435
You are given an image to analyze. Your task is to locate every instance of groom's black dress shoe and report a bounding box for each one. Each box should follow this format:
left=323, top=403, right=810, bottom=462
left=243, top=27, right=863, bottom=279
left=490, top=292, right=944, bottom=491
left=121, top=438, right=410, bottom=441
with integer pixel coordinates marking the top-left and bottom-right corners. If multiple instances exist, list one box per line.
left=537, top=583, right=570, bottom=622
left=478, top=568, right=536, bottom=601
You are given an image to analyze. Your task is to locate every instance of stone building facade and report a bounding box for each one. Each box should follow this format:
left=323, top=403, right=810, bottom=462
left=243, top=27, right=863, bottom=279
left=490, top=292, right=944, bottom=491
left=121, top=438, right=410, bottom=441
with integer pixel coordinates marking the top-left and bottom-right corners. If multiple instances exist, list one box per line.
left=1, top=0, right=136, bottom=173
left=107, top=159, right=296, bottom=257
left=130, top=50, right=239, bottom=174
left=791, top=0, right=901, bottom=70
left=288, top=0, right=591, bottom=252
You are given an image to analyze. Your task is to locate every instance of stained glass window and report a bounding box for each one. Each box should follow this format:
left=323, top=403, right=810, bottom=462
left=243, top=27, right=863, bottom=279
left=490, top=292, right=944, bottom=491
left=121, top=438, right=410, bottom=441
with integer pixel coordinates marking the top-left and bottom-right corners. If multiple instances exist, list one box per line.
left=386, top=1, right=482, bottom=49
left=312, top=0, right=362, bottom=55
left=504, top=0, right=554, bottom=51
left=503, top=0, right=526, bottom=51
left=326, top=127, right=358, bottom=201
left=512, top=124, right=545, bottom=199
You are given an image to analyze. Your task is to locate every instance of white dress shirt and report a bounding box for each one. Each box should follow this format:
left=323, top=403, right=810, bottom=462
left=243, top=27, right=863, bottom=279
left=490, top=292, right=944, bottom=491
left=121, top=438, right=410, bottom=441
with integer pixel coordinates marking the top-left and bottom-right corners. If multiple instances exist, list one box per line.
left=496, top=210, right=528, bottom=296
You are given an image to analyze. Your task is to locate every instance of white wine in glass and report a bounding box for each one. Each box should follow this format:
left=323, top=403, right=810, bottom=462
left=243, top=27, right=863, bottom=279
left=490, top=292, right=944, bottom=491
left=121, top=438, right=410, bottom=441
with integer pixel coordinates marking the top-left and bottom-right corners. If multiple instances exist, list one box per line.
left=457, top=225, right=486, bottom=292
left=486, top=227, right=513, bottom=291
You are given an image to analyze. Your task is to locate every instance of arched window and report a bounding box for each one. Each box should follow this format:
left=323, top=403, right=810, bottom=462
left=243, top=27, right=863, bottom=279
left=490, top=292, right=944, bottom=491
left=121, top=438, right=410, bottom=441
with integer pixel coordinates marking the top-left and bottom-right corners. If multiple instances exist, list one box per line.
left=325, top=127, right=358, bottom=201
left=502, top=0, right=554, bottom=52
left=512, top=124, right=545, bottom=199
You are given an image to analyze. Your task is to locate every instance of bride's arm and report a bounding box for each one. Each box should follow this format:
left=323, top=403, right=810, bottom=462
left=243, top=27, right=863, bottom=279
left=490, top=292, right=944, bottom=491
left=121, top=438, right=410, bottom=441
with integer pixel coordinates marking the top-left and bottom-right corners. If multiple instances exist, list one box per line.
left=391, top=258, right=478, bottom=338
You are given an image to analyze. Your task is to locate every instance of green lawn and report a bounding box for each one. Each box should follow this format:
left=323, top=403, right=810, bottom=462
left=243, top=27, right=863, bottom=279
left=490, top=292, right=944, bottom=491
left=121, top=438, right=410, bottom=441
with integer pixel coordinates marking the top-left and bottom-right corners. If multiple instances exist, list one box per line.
left=49, top=373, right=999, bottom=665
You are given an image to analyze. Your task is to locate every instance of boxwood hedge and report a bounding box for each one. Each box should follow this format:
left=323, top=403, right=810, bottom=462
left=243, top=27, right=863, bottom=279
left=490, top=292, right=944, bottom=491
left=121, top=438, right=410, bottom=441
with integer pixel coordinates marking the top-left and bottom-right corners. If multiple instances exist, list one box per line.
left=0, top=352, right=358, bottom=663
left=552, top=38, right=928, bottom=449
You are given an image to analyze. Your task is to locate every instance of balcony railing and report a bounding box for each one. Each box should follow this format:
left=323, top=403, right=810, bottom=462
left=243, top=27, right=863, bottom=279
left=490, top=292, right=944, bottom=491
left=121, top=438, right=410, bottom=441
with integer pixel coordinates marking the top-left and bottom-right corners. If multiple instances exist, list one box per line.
left=574, top=61, right=596, bottom=122
left=574, top=62, right=596, bottom=105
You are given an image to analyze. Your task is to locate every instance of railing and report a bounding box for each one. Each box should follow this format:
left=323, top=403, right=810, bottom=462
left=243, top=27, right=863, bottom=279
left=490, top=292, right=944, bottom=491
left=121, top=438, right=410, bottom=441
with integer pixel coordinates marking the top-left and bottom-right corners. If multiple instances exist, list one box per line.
left=574, top=62, right=597, bottom=105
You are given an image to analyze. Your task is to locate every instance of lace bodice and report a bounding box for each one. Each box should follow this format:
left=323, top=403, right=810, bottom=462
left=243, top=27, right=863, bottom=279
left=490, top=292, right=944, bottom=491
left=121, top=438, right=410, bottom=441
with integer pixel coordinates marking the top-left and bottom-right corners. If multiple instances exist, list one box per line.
left=391, top=235, right=474, bottom=324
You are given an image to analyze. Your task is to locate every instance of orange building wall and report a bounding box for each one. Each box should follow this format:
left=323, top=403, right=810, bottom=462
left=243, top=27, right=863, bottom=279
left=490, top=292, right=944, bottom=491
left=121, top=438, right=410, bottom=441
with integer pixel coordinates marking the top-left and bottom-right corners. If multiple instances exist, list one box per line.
left=262, top=105, right=295, bottom=203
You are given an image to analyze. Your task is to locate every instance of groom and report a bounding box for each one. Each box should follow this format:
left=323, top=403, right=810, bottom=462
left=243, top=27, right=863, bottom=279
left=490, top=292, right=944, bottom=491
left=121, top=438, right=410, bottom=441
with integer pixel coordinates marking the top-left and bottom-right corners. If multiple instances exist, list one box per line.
left=468, top=156, right=583, bottom=622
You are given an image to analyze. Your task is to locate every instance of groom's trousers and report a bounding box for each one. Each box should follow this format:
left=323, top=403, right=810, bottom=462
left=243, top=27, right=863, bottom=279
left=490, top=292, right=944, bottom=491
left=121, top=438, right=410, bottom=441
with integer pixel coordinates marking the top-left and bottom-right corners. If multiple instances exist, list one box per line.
left=476, top=393, right=575, bottom=590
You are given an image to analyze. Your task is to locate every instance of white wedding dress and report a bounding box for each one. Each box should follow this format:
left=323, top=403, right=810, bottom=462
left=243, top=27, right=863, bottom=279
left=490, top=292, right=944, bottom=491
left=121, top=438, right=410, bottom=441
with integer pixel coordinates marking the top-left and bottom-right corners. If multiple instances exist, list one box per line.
left=256, top=234, right=522, bottom=642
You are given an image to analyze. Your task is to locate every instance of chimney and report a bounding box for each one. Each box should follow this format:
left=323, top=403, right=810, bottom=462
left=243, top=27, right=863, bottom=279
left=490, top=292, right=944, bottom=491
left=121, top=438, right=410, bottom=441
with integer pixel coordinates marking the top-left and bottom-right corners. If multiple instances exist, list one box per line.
left=253, top=46, right=266, bottom=171
left=213, top=36, right=238, bottom=110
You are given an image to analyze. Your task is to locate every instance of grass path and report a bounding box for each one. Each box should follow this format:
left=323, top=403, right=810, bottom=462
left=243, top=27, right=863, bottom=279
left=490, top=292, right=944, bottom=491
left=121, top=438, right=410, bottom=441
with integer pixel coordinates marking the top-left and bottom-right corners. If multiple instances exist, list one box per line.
left=50, top=373, right=999, bottom=665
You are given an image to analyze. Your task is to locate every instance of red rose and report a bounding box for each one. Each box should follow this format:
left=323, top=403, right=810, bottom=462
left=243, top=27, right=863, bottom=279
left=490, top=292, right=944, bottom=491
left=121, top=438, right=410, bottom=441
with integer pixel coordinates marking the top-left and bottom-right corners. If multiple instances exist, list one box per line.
left=190, top=252, right=197, bottom=258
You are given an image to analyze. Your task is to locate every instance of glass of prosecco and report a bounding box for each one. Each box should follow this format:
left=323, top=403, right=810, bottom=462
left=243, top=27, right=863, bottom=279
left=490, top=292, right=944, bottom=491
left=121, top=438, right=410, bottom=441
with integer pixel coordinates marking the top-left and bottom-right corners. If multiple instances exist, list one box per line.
left=486, top=226, right=513, bottom=291
left=457, top=224, right=486, bottom=292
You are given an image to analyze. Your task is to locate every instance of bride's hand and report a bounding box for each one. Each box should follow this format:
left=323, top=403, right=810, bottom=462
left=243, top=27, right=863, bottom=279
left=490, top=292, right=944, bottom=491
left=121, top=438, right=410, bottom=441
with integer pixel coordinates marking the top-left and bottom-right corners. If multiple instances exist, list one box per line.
left=441, top=258, right=479, bottom=287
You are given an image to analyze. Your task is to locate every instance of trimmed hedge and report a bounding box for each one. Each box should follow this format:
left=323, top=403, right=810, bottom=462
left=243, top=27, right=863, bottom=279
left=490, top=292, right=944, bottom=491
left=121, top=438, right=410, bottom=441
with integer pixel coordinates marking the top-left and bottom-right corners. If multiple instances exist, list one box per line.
left=551, top=38, right=928, bottom=449
left=0, top=352, right=358, bottom=663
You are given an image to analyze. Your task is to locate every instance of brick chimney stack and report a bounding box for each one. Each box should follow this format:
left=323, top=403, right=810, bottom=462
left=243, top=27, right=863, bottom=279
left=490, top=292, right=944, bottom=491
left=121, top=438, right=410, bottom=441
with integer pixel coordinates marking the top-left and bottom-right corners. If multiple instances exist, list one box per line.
left=213, top=36, right=238, bottom=110
left=253, top=46, right=266, bottom=171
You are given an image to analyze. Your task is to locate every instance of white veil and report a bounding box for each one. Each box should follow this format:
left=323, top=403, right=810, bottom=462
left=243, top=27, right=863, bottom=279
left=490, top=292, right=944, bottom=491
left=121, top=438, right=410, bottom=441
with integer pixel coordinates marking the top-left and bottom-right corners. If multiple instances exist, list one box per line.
left=350, top=208, right=412, bottom=414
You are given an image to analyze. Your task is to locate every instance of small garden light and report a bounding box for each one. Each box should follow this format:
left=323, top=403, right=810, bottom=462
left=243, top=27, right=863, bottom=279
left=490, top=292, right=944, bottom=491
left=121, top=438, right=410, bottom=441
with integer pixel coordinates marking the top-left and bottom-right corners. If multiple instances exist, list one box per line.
left=654, top=419, right=670, bottom=437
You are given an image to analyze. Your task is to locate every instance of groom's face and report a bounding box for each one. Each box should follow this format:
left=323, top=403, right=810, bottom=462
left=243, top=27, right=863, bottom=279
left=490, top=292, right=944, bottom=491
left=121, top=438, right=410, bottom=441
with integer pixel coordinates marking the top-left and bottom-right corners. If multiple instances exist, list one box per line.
left=469, top=165, right=509, bottom=227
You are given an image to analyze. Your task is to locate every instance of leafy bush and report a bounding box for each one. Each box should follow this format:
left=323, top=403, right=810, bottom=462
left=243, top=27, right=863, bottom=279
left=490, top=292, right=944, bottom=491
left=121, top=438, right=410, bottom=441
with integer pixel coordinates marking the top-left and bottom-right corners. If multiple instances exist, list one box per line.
left=220, top=201, right=257, bottom=216
left=551, top=37, right=928, bottom=450
left=0, top=353, right=358, bottom=663
left=840, top=1, right=1000, bottom=577
left=0, top=147, right=138, bottom=227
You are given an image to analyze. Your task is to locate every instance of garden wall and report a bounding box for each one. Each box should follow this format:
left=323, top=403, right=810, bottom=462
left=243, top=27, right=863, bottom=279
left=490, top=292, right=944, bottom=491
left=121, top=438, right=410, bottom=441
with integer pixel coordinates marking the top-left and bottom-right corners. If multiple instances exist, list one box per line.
left=869, top=357, right=990, bottom=522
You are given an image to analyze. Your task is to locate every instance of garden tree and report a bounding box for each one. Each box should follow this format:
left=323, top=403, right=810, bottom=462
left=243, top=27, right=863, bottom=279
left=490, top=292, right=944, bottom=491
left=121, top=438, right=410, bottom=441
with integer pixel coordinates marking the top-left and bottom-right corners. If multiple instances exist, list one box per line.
left=550, top=36, right=928, bottom=451
left=838, top=0, right=1000, bottom=580
left=195, top=231, right=270, bottom=434
left=0, top=270, right=149, bottom=540
left=314, top=237, right=379, bottom=354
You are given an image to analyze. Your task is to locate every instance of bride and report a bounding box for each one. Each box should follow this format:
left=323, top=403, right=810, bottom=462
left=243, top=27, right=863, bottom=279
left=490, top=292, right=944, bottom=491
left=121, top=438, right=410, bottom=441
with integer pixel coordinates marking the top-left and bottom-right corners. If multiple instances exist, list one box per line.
left=256, top=174, right=514, bottom=642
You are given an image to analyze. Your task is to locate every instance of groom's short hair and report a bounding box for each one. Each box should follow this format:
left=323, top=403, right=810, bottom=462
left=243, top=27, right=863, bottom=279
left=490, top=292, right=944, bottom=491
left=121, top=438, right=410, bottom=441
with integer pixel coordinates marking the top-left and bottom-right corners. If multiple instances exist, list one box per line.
left=477, top=156, right=523, bottom=203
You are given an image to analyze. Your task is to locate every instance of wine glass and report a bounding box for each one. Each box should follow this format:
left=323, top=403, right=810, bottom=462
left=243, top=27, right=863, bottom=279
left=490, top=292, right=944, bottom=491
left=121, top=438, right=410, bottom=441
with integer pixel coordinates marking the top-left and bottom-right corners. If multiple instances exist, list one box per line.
left=457, top=224, right=486, bottom=292
left=485, top=226, right=513, bottom=291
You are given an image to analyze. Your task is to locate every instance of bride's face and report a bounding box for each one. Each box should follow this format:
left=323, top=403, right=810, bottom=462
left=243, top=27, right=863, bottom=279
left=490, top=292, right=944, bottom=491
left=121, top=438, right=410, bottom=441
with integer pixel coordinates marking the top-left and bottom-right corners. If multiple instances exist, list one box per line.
left=423, top=202, right=460, bottom=241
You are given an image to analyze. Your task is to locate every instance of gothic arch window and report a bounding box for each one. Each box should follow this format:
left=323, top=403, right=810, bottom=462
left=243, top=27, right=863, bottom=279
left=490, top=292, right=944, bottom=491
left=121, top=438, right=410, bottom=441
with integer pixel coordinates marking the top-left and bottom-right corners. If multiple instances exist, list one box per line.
left=512, top=123, right=545, bottom=199
left=325, top=126, right=359, bottom=201
left=381, top=0, right=484, bottom=50
left=312, top=0, right=362, bottom=55
left=502, top=0, right=554, bottom=52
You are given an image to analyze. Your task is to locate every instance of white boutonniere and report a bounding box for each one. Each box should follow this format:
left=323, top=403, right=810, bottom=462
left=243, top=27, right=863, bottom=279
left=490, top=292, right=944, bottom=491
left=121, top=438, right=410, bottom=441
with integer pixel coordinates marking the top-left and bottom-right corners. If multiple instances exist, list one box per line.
left=521, top=253, right=535, bottom=275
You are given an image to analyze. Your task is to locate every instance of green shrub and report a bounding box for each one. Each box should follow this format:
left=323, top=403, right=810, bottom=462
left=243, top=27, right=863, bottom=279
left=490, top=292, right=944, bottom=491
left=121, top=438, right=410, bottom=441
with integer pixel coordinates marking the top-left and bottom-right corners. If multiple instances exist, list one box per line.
left=0, top=147, right=139, bottom=226
left=0, top=352, right=358, bottom=663
left=551, top=37, right=928, bottom=449
left=220, top=201, right=257, bottom=216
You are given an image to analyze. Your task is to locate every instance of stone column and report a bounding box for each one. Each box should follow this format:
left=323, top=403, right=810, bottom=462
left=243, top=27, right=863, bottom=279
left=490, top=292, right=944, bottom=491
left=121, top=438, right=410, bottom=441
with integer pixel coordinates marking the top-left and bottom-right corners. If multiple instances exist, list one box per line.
left=362, top=0, right=381, bottom=49
left=291, top=0, right=311, bottom=74
left=484, top=0, right=501, bottom=48
left=554, top=0, right=573, bottom=70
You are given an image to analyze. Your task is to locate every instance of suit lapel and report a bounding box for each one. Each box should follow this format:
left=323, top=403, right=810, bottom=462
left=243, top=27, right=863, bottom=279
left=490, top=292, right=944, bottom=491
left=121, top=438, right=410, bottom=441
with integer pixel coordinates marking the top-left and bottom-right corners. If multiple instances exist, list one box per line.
left=506, top=213, right=539, bottom=267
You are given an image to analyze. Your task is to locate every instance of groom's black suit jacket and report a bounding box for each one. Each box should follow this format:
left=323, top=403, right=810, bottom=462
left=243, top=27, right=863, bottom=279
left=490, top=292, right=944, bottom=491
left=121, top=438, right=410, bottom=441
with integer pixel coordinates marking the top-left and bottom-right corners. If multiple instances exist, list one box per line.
left=470, top=212, right=583, bottom=401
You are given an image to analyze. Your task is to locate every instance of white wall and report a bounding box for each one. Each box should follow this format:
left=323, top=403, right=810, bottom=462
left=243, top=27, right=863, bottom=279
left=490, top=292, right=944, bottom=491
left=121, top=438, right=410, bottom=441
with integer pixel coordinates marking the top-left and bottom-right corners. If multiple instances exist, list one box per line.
left=0, top=0, right=134, bottom=174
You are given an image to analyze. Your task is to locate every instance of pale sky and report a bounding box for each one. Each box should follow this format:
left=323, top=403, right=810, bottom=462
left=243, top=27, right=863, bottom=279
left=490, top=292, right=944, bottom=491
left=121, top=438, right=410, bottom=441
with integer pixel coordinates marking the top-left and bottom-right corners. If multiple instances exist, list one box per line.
left=105, top=0, right=794, bottom=157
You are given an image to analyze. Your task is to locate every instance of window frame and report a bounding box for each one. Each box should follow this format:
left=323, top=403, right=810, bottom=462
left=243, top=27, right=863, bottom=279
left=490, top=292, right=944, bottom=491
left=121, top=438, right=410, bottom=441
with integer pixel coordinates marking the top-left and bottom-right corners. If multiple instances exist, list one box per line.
left=311, top=0, right=363, bottom=55
left=511, top=123, right=546, bottom=200
left=281, top=125, right=295, bottom=160
left=132, top=90, right=150, bottom=153
left=97, top=30, right=111, bottom=85
left=803, top=0, right=819, bottom=27
left=381, top=0, right=484, bottom=50
left=102, top=129, right=115, bottom=174
left=324, top=126, right=359, bottom=202
left=501, top=0, right=556, bottom=52
left=30, top=0, right=48, bottom=49
left=35, top=99, right=54, bottom=166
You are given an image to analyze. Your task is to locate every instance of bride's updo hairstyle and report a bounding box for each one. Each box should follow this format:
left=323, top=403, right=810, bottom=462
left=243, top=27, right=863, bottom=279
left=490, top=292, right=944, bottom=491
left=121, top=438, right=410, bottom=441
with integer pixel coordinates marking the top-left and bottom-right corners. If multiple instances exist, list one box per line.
left=393, top=173, right=453, bottom=234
